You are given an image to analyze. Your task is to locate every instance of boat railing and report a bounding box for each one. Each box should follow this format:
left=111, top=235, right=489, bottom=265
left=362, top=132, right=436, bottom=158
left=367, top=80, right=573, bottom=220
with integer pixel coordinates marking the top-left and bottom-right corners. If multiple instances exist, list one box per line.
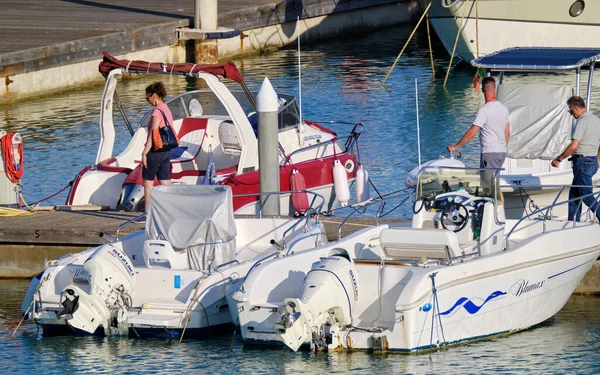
left=115, top=189, right=326, bottom=241
left=335, top=187, right=414, bottom=241
left=236, top=190, right=326, bottom=251
left=115, top=213, right=146, bottom=241
left=505, top=184, right=600, bottom=250
left=283, top=131, right=360, bottom=164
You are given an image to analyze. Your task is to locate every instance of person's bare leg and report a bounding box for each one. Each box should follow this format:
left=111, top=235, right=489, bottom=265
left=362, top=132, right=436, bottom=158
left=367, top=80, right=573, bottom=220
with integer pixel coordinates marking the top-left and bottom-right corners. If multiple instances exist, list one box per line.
left=158, top=179, right=171, bottom=186
left=143, top=179, right=154, bottom=212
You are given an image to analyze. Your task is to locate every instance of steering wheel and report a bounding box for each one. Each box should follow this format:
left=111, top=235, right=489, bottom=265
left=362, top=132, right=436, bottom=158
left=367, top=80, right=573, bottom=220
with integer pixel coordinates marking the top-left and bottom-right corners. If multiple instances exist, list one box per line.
left=440, top=202, right=469, bottom=232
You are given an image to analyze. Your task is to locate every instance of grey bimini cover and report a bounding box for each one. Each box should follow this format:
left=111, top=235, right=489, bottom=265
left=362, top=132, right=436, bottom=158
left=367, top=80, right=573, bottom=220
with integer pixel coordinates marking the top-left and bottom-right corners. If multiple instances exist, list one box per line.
left=497, top=83, right=573, bottom=159
left=146, top=185, right=237, bottom=271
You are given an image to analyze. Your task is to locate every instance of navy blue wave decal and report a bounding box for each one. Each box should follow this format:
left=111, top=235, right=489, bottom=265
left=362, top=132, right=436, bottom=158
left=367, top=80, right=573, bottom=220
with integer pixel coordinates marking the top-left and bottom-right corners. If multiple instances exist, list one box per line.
left=548, top=259, right=594, bottom=280
left=440, top=290, right=506, bottom=316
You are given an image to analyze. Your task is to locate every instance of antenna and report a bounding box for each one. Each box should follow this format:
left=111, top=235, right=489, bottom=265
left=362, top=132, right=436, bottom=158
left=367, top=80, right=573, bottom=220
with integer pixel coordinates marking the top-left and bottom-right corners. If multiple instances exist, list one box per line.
left=415, top=78, right=421, bottom=169
left=297, top=16, right=303, bottom=127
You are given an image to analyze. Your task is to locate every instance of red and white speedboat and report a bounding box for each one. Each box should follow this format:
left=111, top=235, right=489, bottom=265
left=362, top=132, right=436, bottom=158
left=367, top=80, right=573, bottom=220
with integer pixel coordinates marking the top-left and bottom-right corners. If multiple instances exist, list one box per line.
left=66, top=53, right=363, bottom=214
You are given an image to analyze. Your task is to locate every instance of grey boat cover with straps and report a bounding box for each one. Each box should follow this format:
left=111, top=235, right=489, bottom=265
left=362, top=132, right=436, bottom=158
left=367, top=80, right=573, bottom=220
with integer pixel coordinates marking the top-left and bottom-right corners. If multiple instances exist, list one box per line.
left=497, top=83, right=573, bottom=159
left=146, top=184, right=237, bottom=271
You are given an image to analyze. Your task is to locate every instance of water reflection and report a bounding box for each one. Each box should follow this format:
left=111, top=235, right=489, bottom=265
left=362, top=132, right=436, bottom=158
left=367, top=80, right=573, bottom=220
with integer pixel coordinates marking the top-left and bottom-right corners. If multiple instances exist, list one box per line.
left=1, top=278, right=599, bottom=373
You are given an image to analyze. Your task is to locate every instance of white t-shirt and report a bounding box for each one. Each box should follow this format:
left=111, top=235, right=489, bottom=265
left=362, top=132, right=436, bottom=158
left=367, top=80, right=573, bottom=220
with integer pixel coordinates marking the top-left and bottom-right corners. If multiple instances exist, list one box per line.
left=473, top=101, right=509, bottom=153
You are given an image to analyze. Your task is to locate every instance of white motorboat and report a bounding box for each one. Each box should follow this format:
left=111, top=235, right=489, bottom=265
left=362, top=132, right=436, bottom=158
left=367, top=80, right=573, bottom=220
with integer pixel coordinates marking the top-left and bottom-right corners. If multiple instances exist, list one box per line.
left=417, top=0, right=600, bottom=61
left=408, top=47, right=600, bottom=219
left=230, top=165, right=600, bottom=352
left=65, top=52, right=362, bottom=215
left=21, top=185, right=327, bottom=339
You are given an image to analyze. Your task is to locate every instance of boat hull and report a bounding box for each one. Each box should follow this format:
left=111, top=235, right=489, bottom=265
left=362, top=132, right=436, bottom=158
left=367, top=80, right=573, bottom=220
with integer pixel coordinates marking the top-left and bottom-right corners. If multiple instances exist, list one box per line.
left=232, top=219, right=600, bottom=352
left=418, top=0, right=600, bottom=61
left=24, top=215, right=328, bottom=340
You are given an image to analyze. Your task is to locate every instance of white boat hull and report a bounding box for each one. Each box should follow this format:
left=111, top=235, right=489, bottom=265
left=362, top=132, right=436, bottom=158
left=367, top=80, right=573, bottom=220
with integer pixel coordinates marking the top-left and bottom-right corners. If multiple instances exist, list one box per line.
left=24, top=214, right=327, bottom=339
left=233, top=220, right=600, bottom=351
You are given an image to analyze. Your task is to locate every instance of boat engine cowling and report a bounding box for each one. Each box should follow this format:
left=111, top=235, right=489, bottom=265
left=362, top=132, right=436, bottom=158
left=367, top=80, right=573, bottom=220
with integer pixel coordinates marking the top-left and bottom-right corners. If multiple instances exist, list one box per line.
left=59, top=244, right=136, bottom=334
left=280, top=248, right=359, bottom=351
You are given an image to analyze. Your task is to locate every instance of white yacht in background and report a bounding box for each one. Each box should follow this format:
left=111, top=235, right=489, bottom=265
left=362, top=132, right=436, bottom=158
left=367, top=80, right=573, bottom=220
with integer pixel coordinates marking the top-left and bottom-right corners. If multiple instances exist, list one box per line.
left=417, top=0, right=599, bottom=61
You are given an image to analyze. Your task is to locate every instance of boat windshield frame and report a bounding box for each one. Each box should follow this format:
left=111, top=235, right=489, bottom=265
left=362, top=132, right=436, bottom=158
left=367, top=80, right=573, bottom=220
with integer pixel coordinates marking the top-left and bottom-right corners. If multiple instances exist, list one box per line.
left=136, top=89, right=301, bottom=131
left=415, top=165, right=503, bottom=204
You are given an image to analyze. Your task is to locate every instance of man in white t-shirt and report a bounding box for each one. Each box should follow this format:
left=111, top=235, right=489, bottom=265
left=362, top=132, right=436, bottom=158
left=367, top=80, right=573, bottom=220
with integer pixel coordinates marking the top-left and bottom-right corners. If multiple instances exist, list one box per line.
left=447, top=77, right=510, bottom=196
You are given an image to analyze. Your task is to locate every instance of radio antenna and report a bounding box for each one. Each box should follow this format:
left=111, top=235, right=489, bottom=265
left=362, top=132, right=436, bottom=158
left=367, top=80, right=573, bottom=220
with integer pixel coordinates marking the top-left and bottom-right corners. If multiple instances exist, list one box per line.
left=415, top=78, right=422, bottom=169
left=297, top=16, right=303, bottom=127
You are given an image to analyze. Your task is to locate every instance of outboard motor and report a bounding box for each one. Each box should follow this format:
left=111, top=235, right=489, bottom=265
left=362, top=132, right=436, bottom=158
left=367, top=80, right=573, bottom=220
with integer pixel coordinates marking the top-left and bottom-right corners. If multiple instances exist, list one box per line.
left=117, top=166, right=146, bottom=211
left=118, top=182, right=145, bottom=211
left=58, top=244, right=135, bottom=334
left=279, top=248, right=359, bottom=351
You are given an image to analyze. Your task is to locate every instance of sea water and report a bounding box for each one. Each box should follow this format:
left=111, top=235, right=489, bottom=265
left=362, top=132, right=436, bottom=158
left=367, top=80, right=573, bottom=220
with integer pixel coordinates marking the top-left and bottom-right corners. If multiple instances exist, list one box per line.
left=1, top=24, right=600, bottom=374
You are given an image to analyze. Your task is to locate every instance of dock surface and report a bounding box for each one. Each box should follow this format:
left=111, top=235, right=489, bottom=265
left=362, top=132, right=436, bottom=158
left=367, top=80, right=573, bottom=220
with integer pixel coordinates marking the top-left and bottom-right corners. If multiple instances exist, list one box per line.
left=1, top=0, right=413, bottom=77
left=1, top=0, right=272, bottom=54
left=0, top=209, right=395, bottom=246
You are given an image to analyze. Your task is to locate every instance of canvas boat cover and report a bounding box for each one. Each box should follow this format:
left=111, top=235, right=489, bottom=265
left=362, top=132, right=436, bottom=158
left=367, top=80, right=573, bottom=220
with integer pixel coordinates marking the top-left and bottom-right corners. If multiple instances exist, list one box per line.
left=146, top=185, right=237, bottom=271
left=99, top=51, right=244, bottom=84
left=498, top=83, right=573, bottom=159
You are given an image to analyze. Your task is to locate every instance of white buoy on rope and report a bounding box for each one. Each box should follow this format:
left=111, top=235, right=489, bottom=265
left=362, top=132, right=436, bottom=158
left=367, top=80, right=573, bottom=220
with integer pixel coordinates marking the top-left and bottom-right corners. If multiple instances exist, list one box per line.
left=333, top=159, right=350, bottom=207
left=355, top=164, right=369, bottom=204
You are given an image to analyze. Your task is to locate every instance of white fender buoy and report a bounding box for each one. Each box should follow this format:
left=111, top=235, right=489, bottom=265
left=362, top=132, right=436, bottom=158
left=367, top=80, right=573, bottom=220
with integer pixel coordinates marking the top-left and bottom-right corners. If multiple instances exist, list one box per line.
left=333, top=159, right=350, bottom=207
left=290, top=169, right=309, bottom=214
left=355, top=164, right=369, bottom=204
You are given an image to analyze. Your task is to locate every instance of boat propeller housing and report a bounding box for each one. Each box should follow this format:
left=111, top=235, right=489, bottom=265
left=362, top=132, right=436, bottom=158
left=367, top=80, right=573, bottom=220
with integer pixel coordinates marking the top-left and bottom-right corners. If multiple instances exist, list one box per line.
left=280, top=248, right=359, bottom=351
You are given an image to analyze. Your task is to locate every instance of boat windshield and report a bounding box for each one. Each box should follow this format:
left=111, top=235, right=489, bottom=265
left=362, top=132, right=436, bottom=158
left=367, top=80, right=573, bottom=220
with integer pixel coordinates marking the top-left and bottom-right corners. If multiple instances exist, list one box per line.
left=136, top=90, right=300, bottom=131
left=416, top=166, right=501, bottom=201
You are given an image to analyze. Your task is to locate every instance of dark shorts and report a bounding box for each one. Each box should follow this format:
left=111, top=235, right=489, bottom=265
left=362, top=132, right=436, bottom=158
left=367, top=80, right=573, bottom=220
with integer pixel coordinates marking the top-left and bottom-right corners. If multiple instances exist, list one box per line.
left=142, top=150, right=171, bottom=181
left=480, top=152, right=506, bottom=189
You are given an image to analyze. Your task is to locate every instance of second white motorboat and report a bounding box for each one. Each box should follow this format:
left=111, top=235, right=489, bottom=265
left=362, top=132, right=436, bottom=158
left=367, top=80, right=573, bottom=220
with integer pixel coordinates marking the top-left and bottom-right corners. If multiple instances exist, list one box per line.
left=231, top=165, right=600, bottom=352
left=21, top=185, right=327, bottom=339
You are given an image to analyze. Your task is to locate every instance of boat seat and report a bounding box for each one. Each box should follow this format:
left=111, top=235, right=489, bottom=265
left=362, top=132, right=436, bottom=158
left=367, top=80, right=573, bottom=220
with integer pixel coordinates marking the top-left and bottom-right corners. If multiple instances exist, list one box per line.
left=142, top=240, right=188, bottom=270
left=218, top=120, right=242, bottom=156
left=172, top=117, right=209, bottom=162
left=379, top=227, right=461, bottom=262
